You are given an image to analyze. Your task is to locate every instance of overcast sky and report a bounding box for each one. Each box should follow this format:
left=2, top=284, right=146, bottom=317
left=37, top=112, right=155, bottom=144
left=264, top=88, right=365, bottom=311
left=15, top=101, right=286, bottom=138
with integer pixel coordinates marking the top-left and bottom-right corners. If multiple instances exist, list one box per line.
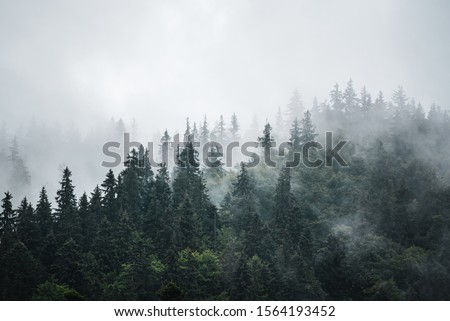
left=1, top=0, right=449, bottom=136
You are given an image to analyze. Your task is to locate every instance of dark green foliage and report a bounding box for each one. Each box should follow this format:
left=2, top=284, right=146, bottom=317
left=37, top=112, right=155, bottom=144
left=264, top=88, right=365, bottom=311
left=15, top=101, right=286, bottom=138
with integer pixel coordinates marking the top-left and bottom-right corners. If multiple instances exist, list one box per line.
left=55, top=167, right=81, bottom=243
left=2, top=83, right=450, bottom=301
left=0, top=237, right=42, bottom=300
left=0, top=192, right=15, bottom=236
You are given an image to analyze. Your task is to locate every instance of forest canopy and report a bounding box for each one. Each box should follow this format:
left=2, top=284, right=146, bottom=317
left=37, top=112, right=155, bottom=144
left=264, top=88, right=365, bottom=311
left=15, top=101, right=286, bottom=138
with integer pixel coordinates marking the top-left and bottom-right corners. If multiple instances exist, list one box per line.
left=1, top=82, right=450, bottom=300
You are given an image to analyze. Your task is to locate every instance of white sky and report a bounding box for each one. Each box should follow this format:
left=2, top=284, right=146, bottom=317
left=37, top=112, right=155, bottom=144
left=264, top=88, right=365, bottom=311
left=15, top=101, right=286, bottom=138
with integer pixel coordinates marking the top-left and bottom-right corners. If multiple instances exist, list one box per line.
left=1, top=0, right=449, bottom=136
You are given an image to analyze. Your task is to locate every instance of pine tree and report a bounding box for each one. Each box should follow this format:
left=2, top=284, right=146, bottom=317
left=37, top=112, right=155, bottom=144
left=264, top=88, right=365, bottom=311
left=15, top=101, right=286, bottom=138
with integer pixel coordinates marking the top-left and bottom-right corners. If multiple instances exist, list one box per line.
left=215, top=115, right=227, bottom=143
left=200, top=115, right=210, bottom=145
left=272, top=167, right=292, bottom=230
left=0, top=192, right=15, bottom=236
left=229, top=113, right=240, bottom=141
left=184, top=117, right=191, bottom=142
left=8, top=137, right=31, bottom=194
left=299, top=110, right=318, bottom=144
left=374, top=91, right=386, bottom=116
left=192, top=122, right=199, bottom=143
left=258, top=122, right=274, bottom=166
left=0, top=237, right=41, bottom=300
left=36, top=187, right=53, bottom=239
left=121, top=149, right=144, bottom=226
left=392, top=86, right=408, bottom=109
left=230, top=164, right=265, bottom=257
left=16, top=197, right=39, bottom=253
left=35, top=187, right=55, bottom=267
left=160, top=129, right=171, bottom=145
left=232, top=163, right=253, bottom=198
left=343, top=79, right=357, bottom=114
left=160, top=130, right=172, bottom=165
left=330, top=83, right=343, bottom=112
left=139, top=147, right=154, bottom=214
left=289, top=118, right=301, bottom=151
left=150, top=163, right=177, bottom=261
left=177, top=195, right=200, bottom=250
left=78, top=193, right=91, bottom=250
left=311, top=97, right=320, bottom=115
left=101, top=169, right=117, bottom=222
left=172, top=141, right=216, bottom=247
left=55, top=167, right=81, bottom=243
left=287, top=89, right=303, bottom=122
left=360, top=86, right=372, bottom=114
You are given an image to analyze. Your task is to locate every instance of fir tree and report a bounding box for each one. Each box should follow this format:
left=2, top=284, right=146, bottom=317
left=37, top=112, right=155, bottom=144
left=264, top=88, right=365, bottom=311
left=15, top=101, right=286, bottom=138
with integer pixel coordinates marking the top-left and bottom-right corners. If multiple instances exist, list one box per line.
left=0, top=192, right=15, bottom=236
left=55, top=167, right=81, bottom=243
left=16, top=197, right=39, bottom=253
left=229, top=113, right=240, bottom=141
left=287, top=89, right=303, bottom=122
left=101, top=169, right=117, bottom=222
left=299, top=110, right=318, bottom=144
left=200, top=115, right=210, bottom=145
left=289, top=118, right=301, bottom=151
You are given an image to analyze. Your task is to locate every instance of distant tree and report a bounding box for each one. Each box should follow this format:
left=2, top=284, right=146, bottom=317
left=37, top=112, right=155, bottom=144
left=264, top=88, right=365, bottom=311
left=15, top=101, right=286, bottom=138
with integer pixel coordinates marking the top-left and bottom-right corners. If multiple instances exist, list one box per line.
left=299, top=110, right=318, bottom=144
left=287, top=89, right=304, bottom=122
left=360, top=86, right=372, bottom=114
left=192, top=122, right=199, bottom=143
left=311, top=97, right=320, bottom=115
left=184, top=117, right=191, bottom=142
left=343, top=79, right=357, bottom=114
left=374, top=91, right=386, bottom=116
left=101, top=169, right=117, bottom=222
left=392, top=86, right=408, bottom=109
left=258, top=123, right=275, bottom=166
left=8, top=137, right=31, bottom=194
left=213, top=115, right=227, bottom=143
left=330, top=83, right=344, bottom=112
left=289, top=118, right=301, bottom=151
left=200, top=115, right=210, bottom=145
left=275, top=107, right=284, bottom=137
left=229, top=113, right=240, bottom=141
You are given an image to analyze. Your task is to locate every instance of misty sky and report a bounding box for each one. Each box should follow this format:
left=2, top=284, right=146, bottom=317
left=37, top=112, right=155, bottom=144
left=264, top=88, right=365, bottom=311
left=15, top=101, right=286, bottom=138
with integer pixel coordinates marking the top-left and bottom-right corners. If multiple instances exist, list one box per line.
left=1, top=0, right=449, bottom=136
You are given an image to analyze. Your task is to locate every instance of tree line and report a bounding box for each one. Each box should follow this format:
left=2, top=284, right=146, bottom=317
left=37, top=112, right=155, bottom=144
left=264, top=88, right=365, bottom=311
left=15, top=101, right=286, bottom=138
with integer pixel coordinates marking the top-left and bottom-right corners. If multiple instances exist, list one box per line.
left=1, top=81, right=450, bottom=300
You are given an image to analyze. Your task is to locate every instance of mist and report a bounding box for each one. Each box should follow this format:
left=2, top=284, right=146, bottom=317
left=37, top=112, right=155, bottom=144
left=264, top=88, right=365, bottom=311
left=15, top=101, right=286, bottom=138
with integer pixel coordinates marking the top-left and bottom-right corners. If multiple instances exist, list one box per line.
left=1, top=0, right=449, bottom=132
left=1, top=0, right=450, bottom=302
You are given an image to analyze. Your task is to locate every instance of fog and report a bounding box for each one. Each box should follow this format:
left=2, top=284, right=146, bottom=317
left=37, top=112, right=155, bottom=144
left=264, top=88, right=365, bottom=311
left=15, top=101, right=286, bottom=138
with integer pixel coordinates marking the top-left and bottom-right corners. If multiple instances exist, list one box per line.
left=2, top=1, right=450, bottom=301
left=1, top=0, right=449, bottom=133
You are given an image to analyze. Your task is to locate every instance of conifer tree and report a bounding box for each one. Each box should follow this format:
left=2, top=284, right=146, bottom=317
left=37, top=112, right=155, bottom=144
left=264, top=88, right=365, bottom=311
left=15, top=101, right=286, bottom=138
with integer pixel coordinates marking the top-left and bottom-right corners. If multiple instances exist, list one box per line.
left=200, top=115, right=210, bottom=145
left=330, top=83, right=344, bottom=112
left=101, top=169, right=117, bottom=222
left=0, top=192, right=15, bottom=237
left=343, top=79, right=357, bottom=114
left=16, top=197, right=39, bottom=253
left=299, top=110, right=318, bottom=144
left=287, top=89, right=303, bottom=122
left=36, top=187, right=53, bottom=239
left=55, top=167, right=81, bottom=243
left=229, top=113, right=240, bottom=141
left=289, top=118, right=301, bottom=151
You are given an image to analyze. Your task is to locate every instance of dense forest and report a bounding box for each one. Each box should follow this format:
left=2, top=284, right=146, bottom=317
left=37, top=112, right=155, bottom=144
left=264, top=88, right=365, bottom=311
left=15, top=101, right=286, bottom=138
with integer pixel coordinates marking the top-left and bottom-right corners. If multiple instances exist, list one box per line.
left=1, top=81, right=450, bottom=300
